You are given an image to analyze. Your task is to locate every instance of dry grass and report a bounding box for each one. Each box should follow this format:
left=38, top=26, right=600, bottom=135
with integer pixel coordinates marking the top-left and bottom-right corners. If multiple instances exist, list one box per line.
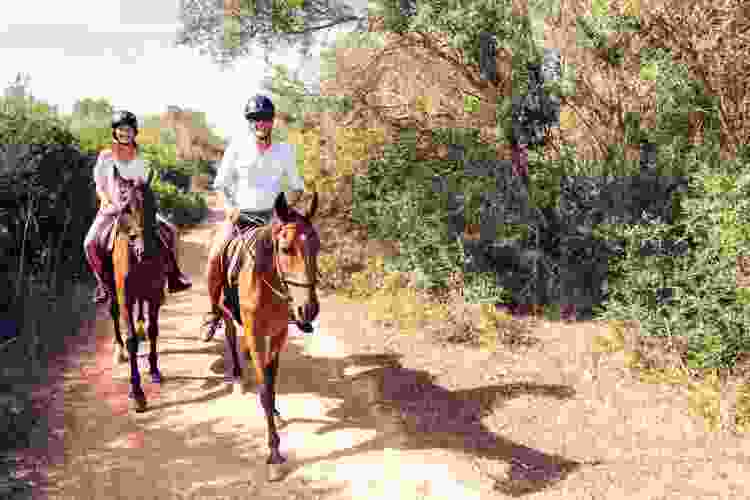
left=591, top=319, right=750, bottom=435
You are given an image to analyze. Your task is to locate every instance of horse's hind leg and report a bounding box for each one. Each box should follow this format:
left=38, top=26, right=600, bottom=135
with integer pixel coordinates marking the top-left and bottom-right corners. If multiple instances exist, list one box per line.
left=136, top=298, right=146, bottom=338
left=146, top=299, right=162, bottom=384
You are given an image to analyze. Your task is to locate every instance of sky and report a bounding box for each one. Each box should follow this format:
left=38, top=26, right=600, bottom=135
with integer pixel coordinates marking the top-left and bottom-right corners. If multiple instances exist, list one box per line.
left=0, top=0, right=364, bottom=141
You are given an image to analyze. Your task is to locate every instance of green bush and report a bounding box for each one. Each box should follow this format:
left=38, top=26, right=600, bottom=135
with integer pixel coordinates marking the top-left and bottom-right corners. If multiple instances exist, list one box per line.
left=0, top=107, right=99, bottom=288
left=151, top=177, right=208, bottom=226
left=353, top=128, right=499, bottom=291
left=595, top=143, right=750, bottom=370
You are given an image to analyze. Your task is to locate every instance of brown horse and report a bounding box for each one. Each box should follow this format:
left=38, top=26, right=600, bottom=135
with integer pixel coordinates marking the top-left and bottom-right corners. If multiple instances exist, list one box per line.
left=110, top=166, right=168, bottom=413
left=219, top=191, right=321, bottom=481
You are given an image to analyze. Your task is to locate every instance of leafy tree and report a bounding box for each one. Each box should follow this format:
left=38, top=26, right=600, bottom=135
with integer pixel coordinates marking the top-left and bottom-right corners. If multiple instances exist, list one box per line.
left=260, top=63, right=352, bottom=127
left=175, top=0, right=367, bottom=69
left=71, top=98, right=114, bottom=122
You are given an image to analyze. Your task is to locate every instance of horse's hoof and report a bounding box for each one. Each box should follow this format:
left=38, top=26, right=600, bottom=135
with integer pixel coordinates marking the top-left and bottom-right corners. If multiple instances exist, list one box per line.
left=114, top=345, right=128, bottom=364
left=267, top=461, right=288, bottom=482
left=150, top=371, right=162, bottom=384
left=129, top=392, right=147, bottom=413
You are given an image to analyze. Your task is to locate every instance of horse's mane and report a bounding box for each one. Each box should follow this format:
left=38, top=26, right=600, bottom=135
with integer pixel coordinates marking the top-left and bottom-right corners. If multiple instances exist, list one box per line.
left=118, top=176, right=158, bottom=256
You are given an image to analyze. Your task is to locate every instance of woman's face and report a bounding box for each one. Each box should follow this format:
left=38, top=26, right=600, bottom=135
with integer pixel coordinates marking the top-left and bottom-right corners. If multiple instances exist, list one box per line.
left=115, top=125, right=135, bottom=144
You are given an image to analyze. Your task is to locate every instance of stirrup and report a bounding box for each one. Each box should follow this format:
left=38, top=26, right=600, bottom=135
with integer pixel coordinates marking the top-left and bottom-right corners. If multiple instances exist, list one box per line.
left=201, top=311, right=223, bottom=341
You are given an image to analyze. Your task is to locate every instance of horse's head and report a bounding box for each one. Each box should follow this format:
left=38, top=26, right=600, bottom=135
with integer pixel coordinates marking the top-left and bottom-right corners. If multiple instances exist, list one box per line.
left=270, top=191, right=320, bottom=331
left=112, top=166, right=157, bottom=262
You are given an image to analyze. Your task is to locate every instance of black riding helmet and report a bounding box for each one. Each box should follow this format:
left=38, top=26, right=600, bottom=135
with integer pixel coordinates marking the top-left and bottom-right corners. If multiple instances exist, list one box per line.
left=244, top=95, right=275, bottom=122
left=111, top=110, right=139, bottom=141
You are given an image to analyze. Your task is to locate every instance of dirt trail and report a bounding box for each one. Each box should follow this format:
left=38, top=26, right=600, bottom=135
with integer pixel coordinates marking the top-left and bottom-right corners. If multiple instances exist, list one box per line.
left=12, top=190, right=750, bottom=499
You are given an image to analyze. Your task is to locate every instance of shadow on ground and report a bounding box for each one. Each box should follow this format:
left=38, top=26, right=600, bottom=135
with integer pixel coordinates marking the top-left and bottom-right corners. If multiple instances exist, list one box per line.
left=26, top=317, right=346, bottom=500
left=215, top=337, right=598, bottom=497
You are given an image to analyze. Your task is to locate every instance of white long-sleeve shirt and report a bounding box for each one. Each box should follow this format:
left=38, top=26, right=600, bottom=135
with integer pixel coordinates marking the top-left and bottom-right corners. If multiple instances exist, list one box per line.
left=213, top=137, right=305, bottom=211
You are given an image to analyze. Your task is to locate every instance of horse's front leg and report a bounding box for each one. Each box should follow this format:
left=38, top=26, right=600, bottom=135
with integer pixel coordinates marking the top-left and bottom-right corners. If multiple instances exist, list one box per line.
left=263, top=351, right=286, bottom=481
left=110, top=295, right=128, bottom=365
left=267, top=350, right=283, bottom=422
left=147, top=299, right=162, bottom=384
left=124, top=297, right=147, bottom=413
left=243, top=321, right=286, bottom=481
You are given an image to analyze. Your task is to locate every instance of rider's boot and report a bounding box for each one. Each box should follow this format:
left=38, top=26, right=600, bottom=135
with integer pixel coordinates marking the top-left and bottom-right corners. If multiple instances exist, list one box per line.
left=93, top=281, right=110, bottom=304
left=201, top=252, right=224, bottom=341
left=167, top=258, right=192, bottom=294
left=159, top=222, right=193, bottom=294
left=201, top=306, right=223, bottom=342
left=86, top=241, right=114, bottom=305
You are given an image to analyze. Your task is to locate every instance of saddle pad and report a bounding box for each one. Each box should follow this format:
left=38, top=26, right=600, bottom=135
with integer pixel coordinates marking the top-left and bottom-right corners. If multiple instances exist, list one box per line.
left=224, top=225, right=264, bottom=288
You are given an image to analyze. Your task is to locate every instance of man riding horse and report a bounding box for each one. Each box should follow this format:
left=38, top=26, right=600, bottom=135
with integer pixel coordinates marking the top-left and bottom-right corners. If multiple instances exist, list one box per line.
left=84, top=110, right=192, bottom=306
left=202, top=94, right=306, bottom=341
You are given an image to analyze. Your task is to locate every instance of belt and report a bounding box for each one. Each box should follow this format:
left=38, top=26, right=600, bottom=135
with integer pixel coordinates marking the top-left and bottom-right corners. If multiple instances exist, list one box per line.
left=239, top=209, right=273, bottom=216
left=236, top=209, right=272, bottom=228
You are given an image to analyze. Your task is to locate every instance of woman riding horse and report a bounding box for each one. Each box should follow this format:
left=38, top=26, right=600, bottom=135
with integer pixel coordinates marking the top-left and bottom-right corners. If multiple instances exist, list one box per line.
left=109, top=167, right=170, bottom=412
left=202, top=94, right=306, bottom=341
left=83, top=110, right=191, bottom=306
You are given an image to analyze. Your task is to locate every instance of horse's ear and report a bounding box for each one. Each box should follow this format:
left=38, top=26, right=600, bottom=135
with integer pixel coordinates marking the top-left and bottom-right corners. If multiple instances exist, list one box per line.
left=274, top=192, right=290, bottom=222
left=304, top=191, right=318, bottom=220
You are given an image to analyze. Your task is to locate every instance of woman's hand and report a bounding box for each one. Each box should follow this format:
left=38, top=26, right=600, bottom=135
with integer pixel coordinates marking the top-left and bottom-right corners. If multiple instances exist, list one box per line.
left=97, top=190, right=113, bottom=209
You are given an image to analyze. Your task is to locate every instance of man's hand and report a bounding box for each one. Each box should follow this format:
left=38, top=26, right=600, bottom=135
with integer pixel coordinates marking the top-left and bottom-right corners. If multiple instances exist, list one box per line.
left=286, top=190, right=303, bottom=206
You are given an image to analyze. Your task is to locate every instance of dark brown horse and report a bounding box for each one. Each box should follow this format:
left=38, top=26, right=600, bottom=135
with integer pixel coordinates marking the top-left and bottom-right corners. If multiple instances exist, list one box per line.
left=110, top=166, right=168, bottom=413
left=219, top=191, right=321, bottom=481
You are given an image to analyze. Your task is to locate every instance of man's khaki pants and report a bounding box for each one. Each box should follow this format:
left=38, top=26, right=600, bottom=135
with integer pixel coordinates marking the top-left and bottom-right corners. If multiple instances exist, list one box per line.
left=206, top=217, right=236, bottom=314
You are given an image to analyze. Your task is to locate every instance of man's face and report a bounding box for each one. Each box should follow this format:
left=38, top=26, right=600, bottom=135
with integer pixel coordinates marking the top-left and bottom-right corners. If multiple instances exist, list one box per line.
left=252, top=119, right=273, bottom=142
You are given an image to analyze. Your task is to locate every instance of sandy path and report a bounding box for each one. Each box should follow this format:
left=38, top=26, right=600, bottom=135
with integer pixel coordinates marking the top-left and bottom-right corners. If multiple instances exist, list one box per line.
left=12, top=191, right=489, bottom=500
left=12, top=190, right=750, bottom=500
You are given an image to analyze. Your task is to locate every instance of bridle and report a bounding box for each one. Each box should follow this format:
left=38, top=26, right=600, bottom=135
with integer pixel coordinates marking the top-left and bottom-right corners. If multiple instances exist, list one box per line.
left=261, top=224, right=324, bottom=304
left=117, top=179, right=153, bottom=256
